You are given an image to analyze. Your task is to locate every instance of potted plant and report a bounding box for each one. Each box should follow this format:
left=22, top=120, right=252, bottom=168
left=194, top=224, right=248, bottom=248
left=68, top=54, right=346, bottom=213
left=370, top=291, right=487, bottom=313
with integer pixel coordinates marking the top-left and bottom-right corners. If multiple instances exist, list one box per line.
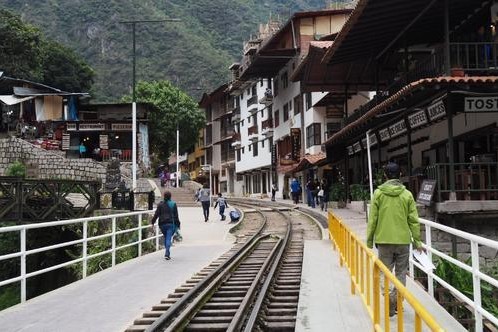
left=329, top=181, right=346, bottom=209
left=348, top=184, right=369, bottom=212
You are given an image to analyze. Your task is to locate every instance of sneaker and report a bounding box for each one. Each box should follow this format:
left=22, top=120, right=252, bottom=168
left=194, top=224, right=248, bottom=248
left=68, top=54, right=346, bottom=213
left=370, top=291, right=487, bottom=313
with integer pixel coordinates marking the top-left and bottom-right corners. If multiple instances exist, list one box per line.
left=165, top=256, right=171, bottom=260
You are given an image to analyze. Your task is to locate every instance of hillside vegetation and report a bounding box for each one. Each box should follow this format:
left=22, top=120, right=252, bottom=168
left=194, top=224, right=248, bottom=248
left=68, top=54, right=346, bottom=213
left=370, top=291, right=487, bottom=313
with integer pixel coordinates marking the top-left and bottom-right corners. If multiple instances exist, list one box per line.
left=0, top=0, right=329, bottom=101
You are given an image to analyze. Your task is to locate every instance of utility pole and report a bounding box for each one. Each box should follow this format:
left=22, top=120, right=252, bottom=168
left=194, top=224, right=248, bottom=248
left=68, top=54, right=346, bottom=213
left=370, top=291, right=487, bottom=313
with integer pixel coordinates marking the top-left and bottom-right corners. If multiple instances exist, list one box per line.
left=121, top=18, right=181, bottom=190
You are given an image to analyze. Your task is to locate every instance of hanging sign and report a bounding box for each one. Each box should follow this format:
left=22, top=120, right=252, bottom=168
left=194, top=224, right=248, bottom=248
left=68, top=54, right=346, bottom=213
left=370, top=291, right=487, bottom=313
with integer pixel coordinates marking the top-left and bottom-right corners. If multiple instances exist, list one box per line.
left=369, top=133, right=378, bottom=146
left=408, top=110, right=428, bottom=129
left=79, top=123, right=105, bottom=131
left=67, top=123, right=77, bottom=131
left=62, top=134, right=70, bottom=150
left=464, top=97, right=498, bottom=112
left=389, top=119, right=407, bottom=138
left=353, top=141, right=361, bottom=153
left=291, top=128, right=301, bottom=161
left=427, top=100, right=446, bottom=121
left=379, top=128, right=390, bottom=142
left=347, top=146, right=354, bottom=155
left=111, top=123, right=132, bottom=131
left=99, top=135, right=109, bottom=149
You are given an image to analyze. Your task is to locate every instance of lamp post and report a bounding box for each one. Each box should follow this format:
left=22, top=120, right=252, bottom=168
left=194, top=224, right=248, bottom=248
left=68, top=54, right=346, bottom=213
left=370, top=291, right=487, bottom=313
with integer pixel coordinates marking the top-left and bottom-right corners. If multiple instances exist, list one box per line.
left=201, top=164, right=212, bottom=206
left=121, top=18, right=180, bottom=190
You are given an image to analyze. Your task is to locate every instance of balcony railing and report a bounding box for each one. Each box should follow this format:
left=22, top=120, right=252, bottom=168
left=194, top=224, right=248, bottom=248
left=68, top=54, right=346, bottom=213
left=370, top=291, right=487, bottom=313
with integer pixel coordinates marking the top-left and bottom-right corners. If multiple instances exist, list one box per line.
left=261, top=118, right=273, bottom=130
left=247, top=95, right=258, bottom=108
left=221, top=128, right=236, bottom=139
left=247, top=125, right=258, bottom=136
left=451, top=42, right=498, bottom=71
left=425, top=162, right=498, bottom=202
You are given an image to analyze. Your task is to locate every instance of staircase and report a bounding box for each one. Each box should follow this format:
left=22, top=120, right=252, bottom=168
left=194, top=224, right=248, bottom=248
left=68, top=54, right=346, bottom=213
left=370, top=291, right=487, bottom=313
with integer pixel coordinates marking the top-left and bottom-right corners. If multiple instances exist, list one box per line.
left=156, top=183, right=199, bottom=207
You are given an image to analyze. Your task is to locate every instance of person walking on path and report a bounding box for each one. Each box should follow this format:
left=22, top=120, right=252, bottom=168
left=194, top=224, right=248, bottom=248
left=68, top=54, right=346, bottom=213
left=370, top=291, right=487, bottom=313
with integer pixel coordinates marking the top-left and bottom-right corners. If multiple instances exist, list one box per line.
left=290, top=178, right=300, bottom=204
left=367, top=162, right=423, bottom=316
left=306, top=179, right=316, bottom=208
left=197, top=183, right=211, bottom=222
left=150, top=191, right=180, bottom=260
left=321, top=178, right=330, bottom=212
left=214, top=193, right=229, bottom=221
left=271, top=183, right=277, bottom=201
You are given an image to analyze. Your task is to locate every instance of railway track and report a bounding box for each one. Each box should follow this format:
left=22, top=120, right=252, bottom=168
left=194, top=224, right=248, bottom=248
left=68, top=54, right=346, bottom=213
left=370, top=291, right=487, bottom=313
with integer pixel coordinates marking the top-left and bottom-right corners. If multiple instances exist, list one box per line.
left=126, top=201, right=322, bottom=332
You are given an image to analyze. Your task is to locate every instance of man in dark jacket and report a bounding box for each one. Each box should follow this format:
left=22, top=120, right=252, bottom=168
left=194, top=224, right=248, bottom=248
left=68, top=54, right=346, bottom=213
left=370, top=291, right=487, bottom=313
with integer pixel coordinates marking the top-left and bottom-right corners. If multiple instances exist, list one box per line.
left=151, top=191, right=180, bottom=260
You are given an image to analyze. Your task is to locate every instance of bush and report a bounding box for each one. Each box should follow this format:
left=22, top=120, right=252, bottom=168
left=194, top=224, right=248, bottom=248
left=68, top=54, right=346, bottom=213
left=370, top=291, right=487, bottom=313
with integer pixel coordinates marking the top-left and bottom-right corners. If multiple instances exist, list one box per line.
left=350, top=184, right=369, bottom=201
left=5, top=161, right=26, bottom=178
left=330, top=182, right=346, bottom=202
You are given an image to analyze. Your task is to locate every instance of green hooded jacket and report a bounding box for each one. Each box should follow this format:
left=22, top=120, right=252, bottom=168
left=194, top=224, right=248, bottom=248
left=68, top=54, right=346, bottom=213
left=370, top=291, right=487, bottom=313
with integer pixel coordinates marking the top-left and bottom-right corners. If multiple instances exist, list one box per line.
left=367, top=179, right=421, bottom=249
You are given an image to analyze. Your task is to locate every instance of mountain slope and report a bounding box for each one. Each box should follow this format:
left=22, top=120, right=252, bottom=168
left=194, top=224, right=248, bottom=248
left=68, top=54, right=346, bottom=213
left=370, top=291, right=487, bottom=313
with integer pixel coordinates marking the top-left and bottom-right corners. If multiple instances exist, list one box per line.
left=0, top=0, right=332, bottom=101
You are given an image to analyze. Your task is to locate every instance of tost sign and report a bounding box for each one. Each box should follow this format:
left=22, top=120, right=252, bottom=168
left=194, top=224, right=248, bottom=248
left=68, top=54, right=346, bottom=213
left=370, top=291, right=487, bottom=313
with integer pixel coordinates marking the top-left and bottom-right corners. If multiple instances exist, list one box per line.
left=389, top=119, right=407, bottom=138
left=347, top=145, right=354, bottom=155
left=291, top=128, right=301, bottom=161
left=379, top=128, right=390, bottom=142
left=464, top=97, right=498, bottom=112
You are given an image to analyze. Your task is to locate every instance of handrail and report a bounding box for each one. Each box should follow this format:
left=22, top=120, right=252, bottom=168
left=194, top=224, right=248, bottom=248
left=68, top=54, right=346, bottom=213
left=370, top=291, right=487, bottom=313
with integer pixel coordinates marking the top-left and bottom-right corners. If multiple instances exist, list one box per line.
left=0, top=210, right=158, bottom=303
left=411, top=217, right=498, bottom=332
left=328, top=212, right=444, bottom=332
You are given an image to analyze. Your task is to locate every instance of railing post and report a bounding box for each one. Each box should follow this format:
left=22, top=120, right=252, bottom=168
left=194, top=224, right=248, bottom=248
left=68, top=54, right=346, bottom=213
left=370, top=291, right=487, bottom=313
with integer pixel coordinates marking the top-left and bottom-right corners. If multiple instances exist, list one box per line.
left=83, top=220, right=88, bottom=278
left=20, top=228, right=26, bottom=303
left=471, top=241, right=483, bottom=332
left=111, top=217, right=116, bottom=267
left=426, top=225, right=434, bottom=297
left=138, top=214, right=142, bottom=257
left=373, top=264, right=380, bottom=329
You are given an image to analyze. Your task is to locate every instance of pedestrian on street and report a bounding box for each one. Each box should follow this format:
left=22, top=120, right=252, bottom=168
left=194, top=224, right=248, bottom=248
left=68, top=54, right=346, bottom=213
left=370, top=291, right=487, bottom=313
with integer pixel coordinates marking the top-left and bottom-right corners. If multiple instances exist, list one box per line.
left=367, top=162, right=423, bottom=316
left=271, top=183, right=277, bottom=201
left=317, top=186, right=325, bottom=211
left=150, top=191, right=180, bottom=260
left=306, top=178, right=316, bottom=208
left=214, top=192, right=229, bottom=221
left=197, top=183, right=211, bottom=222
left=290, top=178, right=300, bottom=204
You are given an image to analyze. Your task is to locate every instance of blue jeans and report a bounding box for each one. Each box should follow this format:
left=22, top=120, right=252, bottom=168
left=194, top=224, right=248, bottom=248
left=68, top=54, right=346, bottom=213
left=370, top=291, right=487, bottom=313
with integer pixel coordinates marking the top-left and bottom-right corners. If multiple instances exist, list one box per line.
left=159, top=223, right=175, bottom=257
left=306, top=189, right=315, bottom=208
left=219, top=205, right=225, bottom=219
left=201, top=201, right=210, bottom=221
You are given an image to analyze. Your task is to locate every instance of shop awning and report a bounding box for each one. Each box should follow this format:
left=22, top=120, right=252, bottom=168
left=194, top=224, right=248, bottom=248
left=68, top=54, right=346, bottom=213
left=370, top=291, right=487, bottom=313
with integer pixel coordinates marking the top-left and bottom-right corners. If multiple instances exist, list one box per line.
left=0, top=95, right=36, bottom=106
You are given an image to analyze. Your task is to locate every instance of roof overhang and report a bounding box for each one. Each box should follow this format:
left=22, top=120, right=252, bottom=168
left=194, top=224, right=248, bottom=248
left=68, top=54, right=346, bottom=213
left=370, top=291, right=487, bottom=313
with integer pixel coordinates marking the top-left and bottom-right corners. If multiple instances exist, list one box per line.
left=322, top=0, right=492, bottom=65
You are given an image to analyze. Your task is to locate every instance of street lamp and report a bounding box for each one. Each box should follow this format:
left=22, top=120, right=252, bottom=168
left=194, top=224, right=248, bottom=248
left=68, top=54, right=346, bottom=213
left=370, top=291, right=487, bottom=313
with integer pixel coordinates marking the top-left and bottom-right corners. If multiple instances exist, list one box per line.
left=201, top=164, right=212, bottom=206
left=121, top=18, right=181, bottom=190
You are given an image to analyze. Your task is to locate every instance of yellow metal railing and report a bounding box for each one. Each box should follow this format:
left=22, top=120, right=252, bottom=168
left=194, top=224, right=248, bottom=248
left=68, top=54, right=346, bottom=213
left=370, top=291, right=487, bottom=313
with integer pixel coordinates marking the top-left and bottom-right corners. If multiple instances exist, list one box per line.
left=328, top=212, right=444, bottom=332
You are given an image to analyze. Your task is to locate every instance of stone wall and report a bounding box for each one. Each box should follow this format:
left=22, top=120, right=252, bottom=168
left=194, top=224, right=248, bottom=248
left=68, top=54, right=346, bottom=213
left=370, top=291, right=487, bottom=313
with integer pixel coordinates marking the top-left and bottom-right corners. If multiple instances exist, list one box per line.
left=0, top=137, right=106, bottom=184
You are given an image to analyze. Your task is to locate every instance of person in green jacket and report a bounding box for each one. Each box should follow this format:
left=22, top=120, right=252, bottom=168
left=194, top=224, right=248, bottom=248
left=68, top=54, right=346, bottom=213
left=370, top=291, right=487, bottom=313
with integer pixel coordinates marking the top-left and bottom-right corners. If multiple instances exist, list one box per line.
left=367, top=162, right=423, bottom=316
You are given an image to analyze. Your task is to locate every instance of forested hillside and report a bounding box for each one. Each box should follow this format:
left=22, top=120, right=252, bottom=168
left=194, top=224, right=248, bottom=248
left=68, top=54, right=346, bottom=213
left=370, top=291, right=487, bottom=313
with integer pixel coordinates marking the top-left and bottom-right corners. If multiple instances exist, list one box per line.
left=0, top=0, right=331, bottom=101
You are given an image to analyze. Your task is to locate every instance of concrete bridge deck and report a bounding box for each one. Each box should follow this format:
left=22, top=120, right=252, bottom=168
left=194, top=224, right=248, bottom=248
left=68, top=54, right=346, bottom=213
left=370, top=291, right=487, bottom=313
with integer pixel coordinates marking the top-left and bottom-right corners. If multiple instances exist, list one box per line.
left=0, top=195, right=465, bottom=331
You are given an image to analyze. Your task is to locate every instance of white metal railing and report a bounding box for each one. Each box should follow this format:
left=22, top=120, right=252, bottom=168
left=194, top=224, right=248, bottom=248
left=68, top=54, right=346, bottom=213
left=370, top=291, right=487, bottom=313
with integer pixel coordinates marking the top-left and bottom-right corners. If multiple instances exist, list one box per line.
left=409, top=217, right=498, bottom=332
left=0, top=210, right=162, bottom=303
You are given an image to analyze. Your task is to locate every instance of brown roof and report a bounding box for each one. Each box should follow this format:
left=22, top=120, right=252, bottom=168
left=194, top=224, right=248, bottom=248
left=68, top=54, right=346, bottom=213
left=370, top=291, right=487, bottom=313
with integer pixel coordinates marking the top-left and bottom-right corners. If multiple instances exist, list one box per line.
left=324, top=76, right=498, bottom=146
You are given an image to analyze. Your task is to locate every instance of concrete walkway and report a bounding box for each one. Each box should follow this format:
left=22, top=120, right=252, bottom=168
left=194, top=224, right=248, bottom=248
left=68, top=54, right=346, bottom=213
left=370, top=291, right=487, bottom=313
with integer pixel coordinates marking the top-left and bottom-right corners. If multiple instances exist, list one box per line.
left=0, top=207, right=234, bottom=332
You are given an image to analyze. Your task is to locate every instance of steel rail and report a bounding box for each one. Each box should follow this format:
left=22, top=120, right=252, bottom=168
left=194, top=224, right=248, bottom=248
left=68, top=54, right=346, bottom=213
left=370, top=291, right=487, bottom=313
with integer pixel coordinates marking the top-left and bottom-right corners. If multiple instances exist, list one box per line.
left=145, top=204, right=267, bottom=331
left=241, top=208, right=293, bottom=331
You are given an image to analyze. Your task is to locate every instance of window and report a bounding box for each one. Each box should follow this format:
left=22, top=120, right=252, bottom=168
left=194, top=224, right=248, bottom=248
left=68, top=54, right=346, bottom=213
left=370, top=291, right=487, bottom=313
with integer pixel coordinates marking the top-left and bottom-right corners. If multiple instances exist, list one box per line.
left=261, top=140, right=265, bottom=148
left=294, top=95, right=302, bottom=115
left=306, top=123, right=321, bottom=148
left=253, top=142, right=258, bottom=156
left=252, top=113, right=257, bottom=124
left=251, top=84, right=257, bottom=96
left=246, top=88, right=250, bottom=96
left=281, top=71, right=288, bottom=89
left=273, top=76, right=279, bottom=97
left=253, top=173, right=261, bottom=193
left=237, top=149, right=241, bottom=161
left=305, top=92, right=312, bottom=111
left=274, top=109, right=280, bottom=127
left=283, top=103, right=289, bottom=122
left=242, top=147, right=245, bottom=154
left=325, top=122, right=341, bottom=139
left=260, top=79, right=263, bottom=86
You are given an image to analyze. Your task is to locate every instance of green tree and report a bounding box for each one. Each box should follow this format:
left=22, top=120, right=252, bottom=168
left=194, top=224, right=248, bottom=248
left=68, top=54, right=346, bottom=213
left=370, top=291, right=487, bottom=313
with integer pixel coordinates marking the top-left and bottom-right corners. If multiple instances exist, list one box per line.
left=0, top=9, right=44, bottom=80
left=0, top=9, right=93, bottom=92
left=41, top=40, right=94, bottom=92
left=125, top=80, right=205, bottom=160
